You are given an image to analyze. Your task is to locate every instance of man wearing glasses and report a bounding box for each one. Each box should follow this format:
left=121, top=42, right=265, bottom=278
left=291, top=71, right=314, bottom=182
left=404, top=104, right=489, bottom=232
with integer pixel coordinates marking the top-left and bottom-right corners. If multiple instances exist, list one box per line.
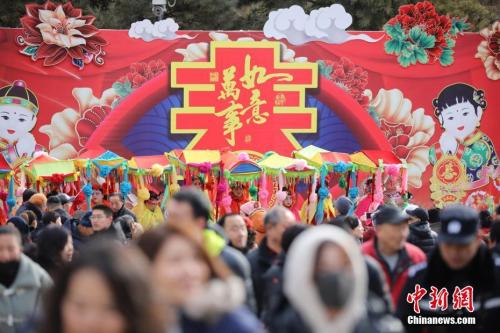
left=90, top=205, right=126, bottom=244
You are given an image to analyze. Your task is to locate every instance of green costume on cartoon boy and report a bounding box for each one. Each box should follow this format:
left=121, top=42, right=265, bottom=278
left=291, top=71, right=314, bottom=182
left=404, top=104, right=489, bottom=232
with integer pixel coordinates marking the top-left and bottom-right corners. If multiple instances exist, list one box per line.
left=0, top=80, right=42, bottom=166
left=429, top=83, right=498, bottom=192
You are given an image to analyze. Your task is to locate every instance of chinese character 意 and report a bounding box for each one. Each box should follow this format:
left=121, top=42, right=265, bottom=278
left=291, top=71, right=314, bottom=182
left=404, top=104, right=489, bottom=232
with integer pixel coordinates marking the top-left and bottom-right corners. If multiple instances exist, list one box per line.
left=218, top=65, right=240, bottom=101
left=240, top=54, right=293, bottom=89
left=429, top=286, right=449, bottom=311
left=241, top=89, right=268, bottom=125
left=407, top=284, right=427, bottom=314
left=452, top=286, right=474, bottom=313
left=214, top=100, right=243, bottom=146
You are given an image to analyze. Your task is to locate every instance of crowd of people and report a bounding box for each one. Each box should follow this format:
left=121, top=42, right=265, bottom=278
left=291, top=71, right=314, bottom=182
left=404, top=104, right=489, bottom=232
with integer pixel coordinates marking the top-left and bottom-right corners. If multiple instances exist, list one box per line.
left=1, top=186, right=500, bottom=333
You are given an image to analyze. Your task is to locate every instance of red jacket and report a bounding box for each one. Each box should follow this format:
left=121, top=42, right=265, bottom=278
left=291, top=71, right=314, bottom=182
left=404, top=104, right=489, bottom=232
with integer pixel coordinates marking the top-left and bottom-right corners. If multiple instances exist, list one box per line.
left=362, top=237, right=426, bottom=308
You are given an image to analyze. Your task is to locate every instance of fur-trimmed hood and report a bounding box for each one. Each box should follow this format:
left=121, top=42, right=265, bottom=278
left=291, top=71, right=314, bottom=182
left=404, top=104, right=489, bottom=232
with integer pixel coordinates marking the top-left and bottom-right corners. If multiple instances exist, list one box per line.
left=284, top=225, right=368, bottom=333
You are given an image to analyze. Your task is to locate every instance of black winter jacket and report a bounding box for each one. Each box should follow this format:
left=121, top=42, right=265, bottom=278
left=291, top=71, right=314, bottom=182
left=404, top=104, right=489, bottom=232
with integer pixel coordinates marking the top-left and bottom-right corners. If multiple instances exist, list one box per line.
left=247, top=237, right=279, bottom=317
left=407, top=221, right=437, bottom=257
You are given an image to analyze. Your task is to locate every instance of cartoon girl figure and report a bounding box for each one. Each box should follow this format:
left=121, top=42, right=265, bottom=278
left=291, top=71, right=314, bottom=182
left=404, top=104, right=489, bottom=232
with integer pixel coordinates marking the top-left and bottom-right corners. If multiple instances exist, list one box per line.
left=0, top=80, right=43, bottom=166
left=429, top=83, right=498, bottom=206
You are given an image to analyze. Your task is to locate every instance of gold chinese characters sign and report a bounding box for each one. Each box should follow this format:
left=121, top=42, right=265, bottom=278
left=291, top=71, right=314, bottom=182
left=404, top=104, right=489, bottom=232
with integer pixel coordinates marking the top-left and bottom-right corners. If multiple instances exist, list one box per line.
left=170, top=41, right=318, bottom=154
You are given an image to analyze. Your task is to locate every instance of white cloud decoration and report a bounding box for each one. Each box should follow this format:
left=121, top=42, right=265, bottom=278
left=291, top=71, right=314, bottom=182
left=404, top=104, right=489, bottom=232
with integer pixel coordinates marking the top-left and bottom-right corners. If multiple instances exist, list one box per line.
left=264, top=4, right=382, bottom=45
left=128, top=18, right=194, bottom=42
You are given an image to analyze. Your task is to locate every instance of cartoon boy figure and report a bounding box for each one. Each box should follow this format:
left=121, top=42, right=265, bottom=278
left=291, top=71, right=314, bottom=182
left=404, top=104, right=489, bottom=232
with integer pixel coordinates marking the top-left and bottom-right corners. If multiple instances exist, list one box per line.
left=0, top=80, right=42, bottom=166
left=429, top=83, right=498, bottom=206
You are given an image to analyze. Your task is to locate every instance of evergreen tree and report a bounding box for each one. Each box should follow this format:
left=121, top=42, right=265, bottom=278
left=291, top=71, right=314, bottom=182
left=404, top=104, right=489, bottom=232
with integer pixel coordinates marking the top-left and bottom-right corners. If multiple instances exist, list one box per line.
left=0, top=0, right=497, bottom=31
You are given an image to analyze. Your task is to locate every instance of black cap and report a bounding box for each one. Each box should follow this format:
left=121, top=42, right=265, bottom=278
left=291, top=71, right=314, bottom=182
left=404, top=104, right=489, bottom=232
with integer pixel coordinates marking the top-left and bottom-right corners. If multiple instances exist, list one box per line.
left=22, top=189, right=36, bottom=203
left=47, top=196, right=61, bottom=205
left=406, top=207, right=429, bottom=222
left=58, top=193, right=75, bottom=205
left=79, top=211, right=92, bottom=228
left=7, top=216, right=30, bottom=236
left=438, top=205, right=479, bottom=245
left=372, top=205, right=411, bottom=226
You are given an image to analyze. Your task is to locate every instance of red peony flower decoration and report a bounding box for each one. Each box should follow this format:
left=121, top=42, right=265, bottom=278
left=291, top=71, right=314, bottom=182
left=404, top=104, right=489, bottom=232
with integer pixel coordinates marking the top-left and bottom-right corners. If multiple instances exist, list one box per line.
left=385, top=1, right=468, bottom=67
left=111, top=60, right=167, bottom=108
left=16, top=1, right=107, bottom=69
left=117, top=60, right=167, bottom=89
left=388, top=1, right=450, bottom=63
left=318, top=57, right=369, bottom=107
left=381, top=120, right=414, bottom=159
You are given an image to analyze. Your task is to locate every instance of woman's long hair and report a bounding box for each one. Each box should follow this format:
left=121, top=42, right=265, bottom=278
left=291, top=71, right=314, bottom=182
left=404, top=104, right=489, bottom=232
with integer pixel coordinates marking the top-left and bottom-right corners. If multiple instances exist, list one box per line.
left=39, top=240, right=166, bottom=333
left=35, top=225, right=70, bottom=277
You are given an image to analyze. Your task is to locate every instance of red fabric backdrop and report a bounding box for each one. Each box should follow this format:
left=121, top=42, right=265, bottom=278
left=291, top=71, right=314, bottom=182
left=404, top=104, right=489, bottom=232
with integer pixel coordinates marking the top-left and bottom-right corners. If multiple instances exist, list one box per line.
left=0, top=28, right=498, bottom=207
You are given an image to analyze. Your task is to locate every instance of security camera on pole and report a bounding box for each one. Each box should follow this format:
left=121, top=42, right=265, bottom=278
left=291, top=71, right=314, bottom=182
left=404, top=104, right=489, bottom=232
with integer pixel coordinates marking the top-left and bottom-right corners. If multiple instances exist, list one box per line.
left=152, top=0, right=176, bottom=21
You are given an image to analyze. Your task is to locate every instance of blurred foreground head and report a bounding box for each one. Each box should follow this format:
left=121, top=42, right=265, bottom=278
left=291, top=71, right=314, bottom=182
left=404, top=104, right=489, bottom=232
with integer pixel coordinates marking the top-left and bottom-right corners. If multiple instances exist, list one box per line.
left=284, top=225, right=368, bottom=333
left=438, top=205, right=481, bottom=270
left=137, top=223, right=247, bottom=322
left=40, top=241, right=166, bottom=333
left=166, top=187, right=212, bottom=229
left=137, top=223, right=232, bottom=306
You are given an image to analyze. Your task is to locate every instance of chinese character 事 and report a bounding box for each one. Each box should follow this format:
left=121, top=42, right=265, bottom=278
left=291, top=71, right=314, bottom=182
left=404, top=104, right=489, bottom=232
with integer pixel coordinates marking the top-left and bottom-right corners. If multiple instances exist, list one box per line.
left=407, top=285, right=475, bottom=313
left=187, top=52, right=292, bottom=146
left=170, top=41, right=318, bottom=153
left=215, top=56, right=283, bottom=146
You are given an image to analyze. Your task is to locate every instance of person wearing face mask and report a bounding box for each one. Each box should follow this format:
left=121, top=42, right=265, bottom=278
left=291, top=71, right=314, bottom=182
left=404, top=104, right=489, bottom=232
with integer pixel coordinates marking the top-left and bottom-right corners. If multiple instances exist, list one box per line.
left=281, top=225, right=404, bottom=333
left=0, top=225, right=52, bottom=333
left=326, top=216, right=394, bottom=313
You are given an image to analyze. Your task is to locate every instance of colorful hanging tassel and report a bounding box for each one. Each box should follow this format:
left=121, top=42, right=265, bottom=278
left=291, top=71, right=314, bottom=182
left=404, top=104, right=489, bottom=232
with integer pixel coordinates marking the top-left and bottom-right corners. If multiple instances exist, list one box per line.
left=315, top=165, right=328, bottom=224
left=258, top=174, right=269, bottom=208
